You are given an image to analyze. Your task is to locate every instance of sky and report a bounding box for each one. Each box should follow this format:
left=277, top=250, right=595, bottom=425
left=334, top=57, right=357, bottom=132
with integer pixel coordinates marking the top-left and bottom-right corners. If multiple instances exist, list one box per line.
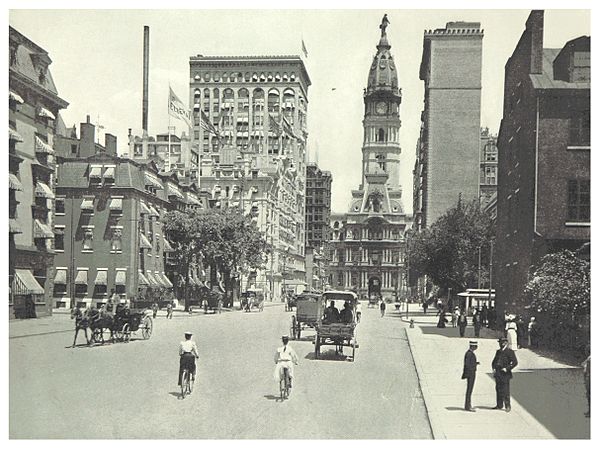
left=8, top=8, right=591, bottom=215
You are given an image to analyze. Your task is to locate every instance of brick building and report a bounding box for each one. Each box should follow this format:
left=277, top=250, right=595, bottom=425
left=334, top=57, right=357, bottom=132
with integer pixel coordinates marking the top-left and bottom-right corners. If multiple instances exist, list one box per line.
left=328, top=17, right=411, bottom=301
left=495, top=10, right=590, bottom=318
left=305, top=162, right=332, bottom=250
left=189, top=55, right=311, bottom=299
left=480, top=128, right=498, bottom=208
left=9, top=26, right=69, bottom=319
left=413, top=22, right=483, bottom=231
left=53, top=117, right=205, bottom=309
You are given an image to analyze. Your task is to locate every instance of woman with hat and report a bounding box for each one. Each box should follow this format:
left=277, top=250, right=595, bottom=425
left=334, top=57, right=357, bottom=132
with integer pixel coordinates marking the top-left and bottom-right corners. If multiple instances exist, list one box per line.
left=505, top=315, right=518, bottom=350
left=178, top=331, right=199, bottom=389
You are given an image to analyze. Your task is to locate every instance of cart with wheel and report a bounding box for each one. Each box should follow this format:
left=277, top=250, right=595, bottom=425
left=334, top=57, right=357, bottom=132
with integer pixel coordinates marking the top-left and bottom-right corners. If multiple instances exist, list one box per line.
left=112, top=308, right=153, bottom=342
left=290, top=293, right=324, bottom=340
left=314, top=290, right=359, bottom=361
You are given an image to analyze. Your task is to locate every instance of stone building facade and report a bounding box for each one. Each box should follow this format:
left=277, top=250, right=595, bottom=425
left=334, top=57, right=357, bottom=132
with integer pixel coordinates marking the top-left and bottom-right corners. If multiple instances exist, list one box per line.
left=305, top=162, right=332, bottom=250
left=413, top=22, right=483, bottom=231
left=480, top=128, right=498, bottom=208
left=495, top=10, right=590, bottom=319
left=328, top=17, right=411, bottom=301
left=189, top=55, right=311, bottom=299
left=9, top=26, right=69, bottom=319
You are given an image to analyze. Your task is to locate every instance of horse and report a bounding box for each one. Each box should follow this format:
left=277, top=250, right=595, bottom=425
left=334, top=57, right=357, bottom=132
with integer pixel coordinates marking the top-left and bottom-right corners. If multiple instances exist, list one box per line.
left=71, top=306, right=90, bottom=347
left=87, top=308, right=115, bottom=344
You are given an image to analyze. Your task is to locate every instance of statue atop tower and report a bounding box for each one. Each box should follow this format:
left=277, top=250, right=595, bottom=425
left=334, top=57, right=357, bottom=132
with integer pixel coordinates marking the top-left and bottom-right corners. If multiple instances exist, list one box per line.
left=379, top=14, right=390, bottom=37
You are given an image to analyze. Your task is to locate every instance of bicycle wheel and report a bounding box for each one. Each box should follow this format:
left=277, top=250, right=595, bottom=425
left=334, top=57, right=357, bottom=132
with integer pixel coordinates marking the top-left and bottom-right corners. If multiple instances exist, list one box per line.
left=181, top=369, right=189, bottom=399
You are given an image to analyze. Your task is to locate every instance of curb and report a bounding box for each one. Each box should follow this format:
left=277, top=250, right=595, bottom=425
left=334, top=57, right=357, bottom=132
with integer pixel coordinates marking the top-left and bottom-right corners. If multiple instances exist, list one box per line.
left=405, top=326, right=445, bottom=439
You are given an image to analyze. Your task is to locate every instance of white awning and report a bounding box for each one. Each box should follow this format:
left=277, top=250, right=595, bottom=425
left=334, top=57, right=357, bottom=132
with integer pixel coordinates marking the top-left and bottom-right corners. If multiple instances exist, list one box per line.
left=148, top=205, right=160, bottom=217
left=89, top=166, right=102, bottom=178
left=38, top=107, right=56, bottom=120
left=13, top=269, right=45, bottom=295
left=163, top=238, right=174, bottom=252
left=33, top=219, right=54, bottom=239
left=144, top=172, right=163, bottom=189
left=109, top=197, right=123, bottom=211
left=9, top=127, right=23, bottom=143
left=140, top=202, right=152, bottom=215
left=9, top=219, right=22, bottom=234
left=145, top=271, right=159, bottom=287
left=75, top=270, right=88, bottom=285
left=139, top=233, right=152, bottom=249
left=80, top=198, right=94, bottom=211
left=161, top=273, right=173, bottom=288
left=155, top=271, right=167, bottom=288
left=35, top=136, right=54, bottom=154
left=103, top=166, right=115, bottom=178
left=9, top=91, right=24, bottom=104
left=9, top=173, right=23, bottom=191
left=35, top=181, right=54, bottom=199
left=115, top=270, right=127, bottom=286
left=137, top=271, right=149, bottom=286
left=167, top=183, right=184, bottom=200
left=94, top=270, right=108, bottom=286
left=55, top=269, right=67, bottom=285
left=185, top=193, right=201, bottom=206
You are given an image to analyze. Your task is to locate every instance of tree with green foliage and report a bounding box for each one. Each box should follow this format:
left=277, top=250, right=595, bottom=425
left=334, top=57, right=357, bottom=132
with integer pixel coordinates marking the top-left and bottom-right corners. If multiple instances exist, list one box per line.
left=524, top=250, right=590, bottom=353
left=407, top=198, right=495, bottom=297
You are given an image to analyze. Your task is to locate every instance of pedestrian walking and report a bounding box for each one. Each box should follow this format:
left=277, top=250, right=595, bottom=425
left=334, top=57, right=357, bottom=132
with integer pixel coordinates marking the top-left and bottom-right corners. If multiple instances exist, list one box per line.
left=492, top=337, right=518, bottom=412
left=452, top=307, right=460, bottom=327
left=379, top=299, right=386, bottom=317
left=436, top=298, right=443, bottom=313
left=516, top=315, right=527, bottom=348
left=422, top=300, right=428, bottom=315
left=437, top=312, right=448, bottom=328
left=166, top=302, right=173, bottom=319
left=505, top=317, right=518, bottom=350
left=528, top=317, right=538, bottom=348
left=457, top=310, right=468, bottom=337
left=462, top=340, right=479, bottom=411
left=473, top=310, right=482, bottom=338
left=582, top=346, right=590, bottom=418
left=152, top=302, right=158, bottom=319
left=481, top=304, right=488, bottom=327
left=356, top=300, right=362, bottom=323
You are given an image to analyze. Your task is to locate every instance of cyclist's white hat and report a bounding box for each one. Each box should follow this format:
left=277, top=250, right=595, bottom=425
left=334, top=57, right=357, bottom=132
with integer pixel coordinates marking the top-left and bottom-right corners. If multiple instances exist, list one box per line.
left=184, top=331, right=193, bottom=336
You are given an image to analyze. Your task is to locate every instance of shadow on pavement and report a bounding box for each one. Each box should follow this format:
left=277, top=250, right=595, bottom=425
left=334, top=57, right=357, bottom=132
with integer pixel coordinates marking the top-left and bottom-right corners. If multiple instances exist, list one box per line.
left=263, top=394, right=283, bottom=402
left=168, top=392, right=181, bottom=399
left=486, top=369, right=590, bottom=439
left=420, top=325, right=496, bottom=340
left=304, top=349, right=349, bottom=362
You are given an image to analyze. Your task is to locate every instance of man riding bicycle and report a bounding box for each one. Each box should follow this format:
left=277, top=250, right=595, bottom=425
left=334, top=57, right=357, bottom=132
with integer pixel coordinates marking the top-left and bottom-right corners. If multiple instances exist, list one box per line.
left=273, top=335, right=298, bottom=388
left=178, top=331, right=199, bottom=387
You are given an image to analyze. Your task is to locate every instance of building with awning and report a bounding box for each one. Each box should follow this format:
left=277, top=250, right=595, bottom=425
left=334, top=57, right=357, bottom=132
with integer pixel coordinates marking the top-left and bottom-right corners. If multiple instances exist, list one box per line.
left=10, top=26, right=69, bottom=318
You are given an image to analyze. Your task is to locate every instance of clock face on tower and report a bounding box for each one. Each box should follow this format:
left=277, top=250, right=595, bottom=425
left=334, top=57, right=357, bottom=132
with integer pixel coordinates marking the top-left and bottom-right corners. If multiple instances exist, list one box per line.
left=376, top=101, right=387, bottom=115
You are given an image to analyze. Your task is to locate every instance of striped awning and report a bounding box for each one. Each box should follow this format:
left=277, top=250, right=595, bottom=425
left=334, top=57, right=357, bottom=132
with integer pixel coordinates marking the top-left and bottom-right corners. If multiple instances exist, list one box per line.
left=103, top=166, right=115, bottom=178
left=115, top=270, right=127, bottom=286
left=13, top=269, right=45, bottom=295
left=35, top=181, right=54, bottom=199
left=109, top=198, right=123, bottom=211
left=145, top=271, right=159, bottom=287
left=9, top=173, right=23, bottom=191
left=54, top=269, right=67, bottom=284
left=35, top=136, right=54, bottom=154
left=94, top=270, right=108, bottom=286
left=89, top=166, right=102, bottom=178
left=9, top=91, right=24, bottom=104
left=9, top=127, right=23, bottom=143
left=38, top=107, right=56, bottom=120
left=148, top=205, right=160, bottom=217
left=139, top=233, right=152, bottom=249
left=185, top=193, right=201, bottom=206
left=138, top=271, right=149, bottom=286
left=155, top=272, right=167, bottom=287
left=75, top=269, right=88, bottom=285
left=144, top=172, right=163, bottom=189
left=34, top=219, right=54, bottom=239
left=167, top=183, right=184, bottom=200
left=81, top=198, right=94, bottom=211
left=163, top=238, right=174, bottom=252
left=160, top=272, right=173, bottom=288
left=9, top=219, right=22, bottom=234
left=140, top=202, right=151, bottom=215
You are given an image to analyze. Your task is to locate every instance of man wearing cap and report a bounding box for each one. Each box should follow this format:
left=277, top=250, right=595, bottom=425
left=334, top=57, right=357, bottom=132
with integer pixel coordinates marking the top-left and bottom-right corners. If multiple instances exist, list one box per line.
left=274, top=336, right=299, bottom=388
left=462, top=341, right=479, bottom=411
left=492, top=337, right=518, bottom=412
left=178, top=332, right=199, bottom=387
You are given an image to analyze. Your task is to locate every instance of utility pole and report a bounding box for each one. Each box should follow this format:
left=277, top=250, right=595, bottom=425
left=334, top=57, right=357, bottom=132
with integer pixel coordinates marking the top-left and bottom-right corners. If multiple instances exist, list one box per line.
left=478, top=246, right=482, bottom=289
left=488, top=241, right=494, bottom=310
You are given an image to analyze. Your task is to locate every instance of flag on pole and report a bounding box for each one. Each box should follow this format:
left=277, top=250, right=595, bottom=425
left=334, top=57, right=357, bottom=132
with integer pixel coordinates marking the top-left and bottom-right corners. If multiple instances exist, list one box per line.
left=301, top=38, right=308, bottom=58
left=268, top=113, right=282, bottom=136
left=200, top=110, right=221, bottom=139
left=168, top=87, right=192, bottom=128
left=281, top=115, right=296, bottom=139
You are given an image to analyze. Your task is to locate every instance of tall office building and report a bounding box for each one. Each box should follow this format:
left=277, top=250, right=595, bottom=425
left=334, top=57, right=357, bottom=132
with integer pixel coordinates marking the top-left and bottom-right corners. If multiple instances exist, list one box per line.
left=413, top=22, right=483, bottom=231
left=328, top=16, right=411, bottom=301
left=480, top=127, right=498, bottom=208
left=9, top=27, right=69, bottom=319
left=189, top=55, right=311, bottom=298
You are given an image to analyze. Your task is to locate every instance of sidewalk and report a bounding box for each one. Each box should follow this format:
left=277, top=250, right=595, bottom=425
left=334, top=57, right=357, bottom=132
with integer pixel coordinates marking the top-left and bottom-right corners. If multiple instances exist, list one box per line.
left=402, top=310, right=590, bottom=439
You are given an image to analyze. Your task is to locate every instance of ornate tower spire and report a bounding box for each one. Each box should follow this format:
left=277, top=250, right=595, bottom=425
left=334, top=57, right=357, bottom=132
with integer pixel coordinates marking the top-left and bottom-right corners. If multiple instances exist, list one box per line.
left=367, top=14, right=399, bottom=95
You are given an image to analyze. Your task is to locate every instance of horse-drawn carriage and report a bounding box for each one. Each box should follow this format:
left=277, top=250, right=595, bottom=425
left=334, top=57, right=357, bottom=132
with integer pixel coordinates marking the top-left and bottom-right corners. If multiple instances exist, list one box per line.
left=241, top=288, right=264, bottom=312
left=314, top=290, right=359, bottom=361
left=200, top=287, right=224, bottom=314
left=290, top=292, right=324, bottom=339
left=72, top=305, right=153, bottom=346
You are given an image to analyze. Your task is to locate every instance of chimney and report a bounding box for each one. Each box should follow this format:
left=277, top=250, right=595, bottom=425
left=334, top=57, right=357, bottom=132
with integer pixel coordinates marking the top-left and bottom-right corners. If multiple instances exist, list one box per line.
left=142, top=26, right=150, bottom=135
left=526, top=10, right=544, bottom=74
left=105, top=133, right=117, bottom=156
left=79, top=115, right=96, bottom=157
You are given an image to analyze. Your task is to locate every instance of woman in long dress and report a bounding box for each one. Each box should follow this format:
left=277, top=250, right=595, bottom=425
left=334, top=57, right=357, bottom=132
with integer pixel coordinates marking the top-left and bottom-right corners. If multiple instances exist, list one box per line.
left=506, top=318, right=518, bottom=350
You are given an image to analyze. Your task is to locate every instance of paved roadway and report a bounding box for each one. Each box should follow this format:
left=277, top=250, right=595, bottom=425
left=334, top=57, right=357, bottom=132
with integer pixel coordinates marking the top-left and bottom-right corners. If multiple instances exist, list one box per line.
left=9, top=304, right=432, bottom=439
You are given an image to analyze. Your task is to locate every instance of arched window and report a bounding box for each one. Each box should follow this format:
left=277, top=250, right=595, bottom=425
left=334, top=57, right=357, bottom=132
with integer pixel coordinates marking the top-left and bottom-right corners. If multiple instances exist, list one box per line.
left=378, top=128, right=386, bottom=142
left=267, top=88, right=280, bottom=113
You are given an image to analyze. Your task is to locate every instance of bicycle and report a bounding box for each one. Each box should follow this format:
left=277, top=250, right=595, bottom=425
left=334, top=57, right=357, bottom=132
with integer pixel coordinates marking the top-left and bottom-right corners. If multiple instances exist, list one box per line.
left=279, top=366, right=291, bottom=400
left=181, top=368, right=193, bottom=399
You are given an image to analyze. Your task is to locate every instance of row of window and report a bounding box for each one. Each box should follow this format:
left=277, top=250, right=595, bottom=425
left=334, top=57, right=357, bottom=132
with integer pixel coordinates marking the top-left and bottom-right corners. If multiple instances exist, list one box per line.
left=192, top=72, right=299, bottom=83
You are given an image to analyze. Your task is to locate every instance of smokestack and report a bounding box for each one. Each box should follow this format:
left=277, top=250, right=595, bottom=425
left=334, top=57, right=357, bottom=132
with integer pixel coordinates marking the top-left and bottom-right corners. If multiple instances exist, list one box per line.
left=142, top=26, right=150, bottom=135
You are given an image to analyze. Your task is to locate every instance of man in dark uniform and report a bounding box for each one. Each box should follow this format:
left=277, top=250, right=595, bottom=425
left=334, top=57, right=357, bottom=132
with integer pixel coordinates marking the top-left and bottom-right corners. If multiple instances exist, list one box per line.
left=462, top=340, right=479, bottom=411
left=457, top=310, right=468, bottom=337
left=492, top=337, right=518, bottom=412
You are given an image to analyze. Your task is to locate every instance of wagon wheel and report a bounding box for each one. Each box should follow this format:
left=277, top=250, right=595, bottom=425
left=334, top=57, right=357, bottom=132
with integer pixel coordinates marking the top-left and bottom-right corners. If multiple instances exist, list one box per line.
left=122, top=323, right=131, bottom=343
left=290, top=316, right=297, bottom=340
left=141, top=316, right=153, bottom=340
